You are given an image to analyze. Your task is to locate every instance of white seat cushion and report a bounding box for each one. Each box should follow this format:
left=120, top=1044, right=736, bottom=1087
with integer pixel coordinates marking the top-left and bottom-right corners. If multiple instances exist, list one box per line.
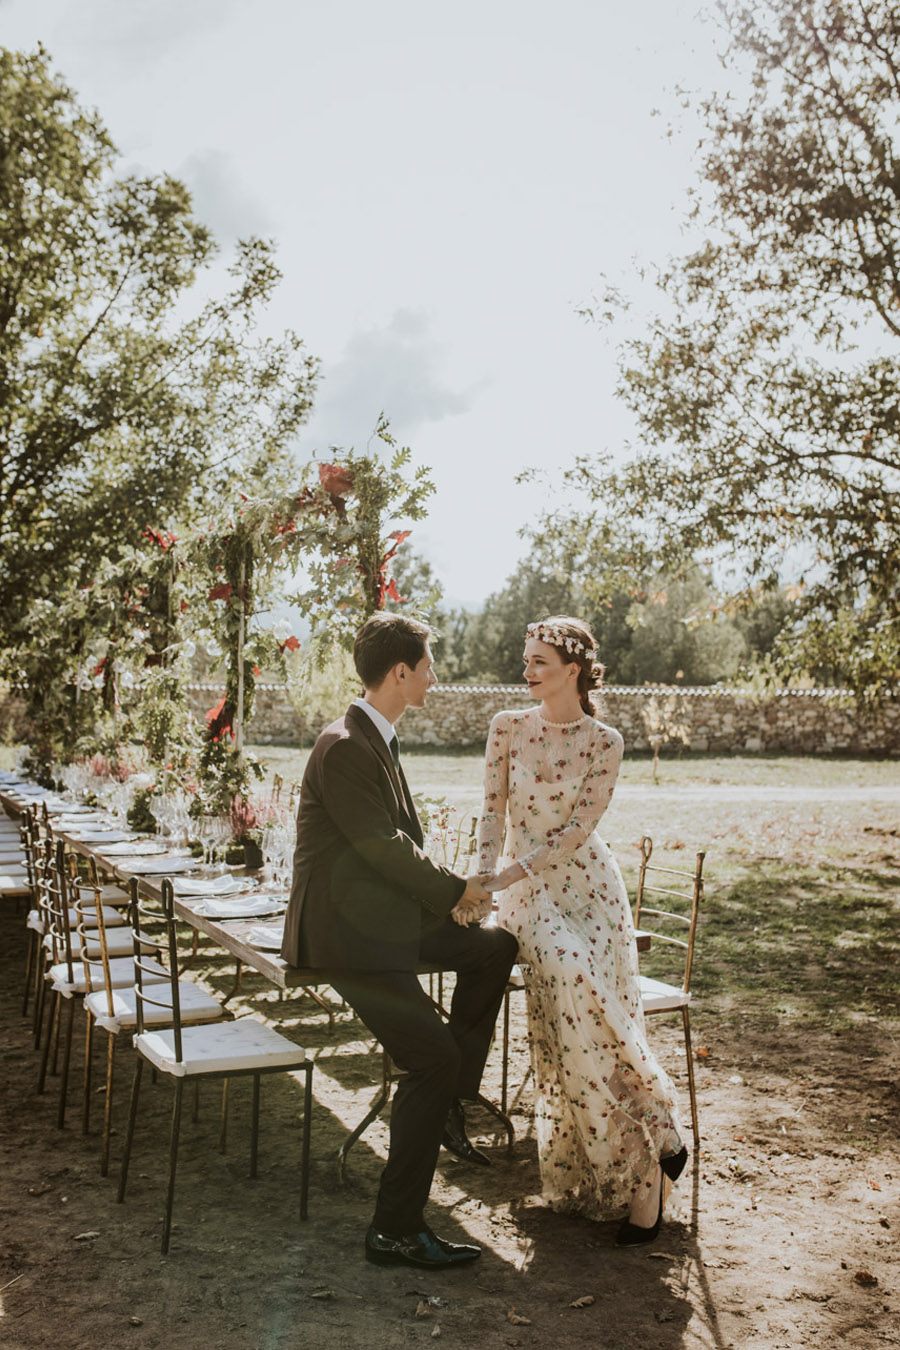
left=507, top=964, right=526, bottom=991
left=48, top=956, right=168, bottom=997
left=73, top=882, right=130, bottom=902
left=67, top=904, right=126, bottom=928
left=85, top=982, right=223, bottom=1033
left=44, top=927, right=154, bottom=959
left=638, top=975, right=691, bottom=1012
left=135, top=1018, right=307, bottom=1078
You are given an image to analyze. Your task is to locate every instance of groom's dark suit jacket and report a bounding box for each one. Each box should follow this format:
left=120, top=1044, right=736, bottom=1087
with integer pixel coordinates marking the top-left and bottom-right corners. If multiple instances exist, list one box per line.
left=280, top=703, right=467, bottom=972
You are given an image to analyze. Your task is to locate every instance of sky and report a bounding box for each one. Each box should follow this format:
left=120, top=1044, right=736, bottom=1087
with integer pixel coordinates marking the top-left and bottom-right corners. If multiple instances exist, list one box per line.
left=3, top=0, right=728, bottom=606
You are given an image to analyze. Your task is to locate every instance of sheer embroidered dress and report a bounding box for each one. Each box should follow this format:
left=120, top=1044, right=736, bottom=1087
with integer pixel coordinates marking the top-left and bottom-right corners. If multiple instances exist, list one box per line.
left=477, top=707, right=682, bottom=1219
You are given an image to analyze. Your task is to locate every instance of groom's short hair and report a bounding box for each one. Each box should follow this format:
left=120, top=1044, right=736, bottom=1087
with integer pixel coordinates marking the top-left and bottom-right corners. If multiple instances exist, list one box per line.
left=354, top=613, right=432, bottom=689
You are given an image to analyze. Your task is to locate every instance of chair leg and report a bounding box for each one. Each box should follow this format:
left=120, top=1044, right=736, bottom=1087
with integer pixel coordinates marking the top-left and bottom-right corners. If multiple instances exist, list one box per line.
left=249, top=1074, right=260, bottom=1179
left=681, top=1006, right=700, bottom=1142
left=117, top=1057, right=144, bottom=1203
left=33, top=959, right=47, bottom=1048
left=82, top=1013, right=94, bottom=1135
left=37, top=989, right=59, bottom=1094
left=22, top=929, right=35, bottom=1016
left=161, top=1079, right=185, bottom=1255
left=50, top=990, right=62, bottom=1076
left=56, top=995, right=76, bottom=1129
left=100, top=1033, right=117, bottom=1176
left=300, top=1066, right=312, bottom=1221
left=219, top=1078, right=229, bottom=1154
left=501, top=988, right=511, bottom=1116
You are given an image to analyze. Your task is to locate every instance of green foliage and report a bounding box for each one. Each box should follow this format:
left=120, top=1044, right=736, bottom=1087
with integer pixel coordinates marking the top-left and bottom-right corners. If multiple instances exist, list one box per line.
left=286, top=645, right=361, bottom=740
left=565, top=1, right=900, bottom=699
left=0, top=46, right=317, bottom=657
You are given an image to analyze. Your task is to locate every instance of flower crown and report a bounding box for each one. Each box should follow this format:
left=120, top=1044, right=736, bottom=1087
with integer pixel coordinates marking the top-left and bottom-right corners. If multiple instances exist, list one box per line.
left=525, top=622, right=597, bottom=659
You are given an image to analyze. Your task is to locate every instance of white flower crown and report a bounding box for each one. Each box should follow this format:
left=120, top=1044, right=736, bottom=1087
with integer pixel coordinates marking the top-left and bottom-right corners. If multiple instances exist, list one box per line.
left=525, top=622, right=597, bottom=659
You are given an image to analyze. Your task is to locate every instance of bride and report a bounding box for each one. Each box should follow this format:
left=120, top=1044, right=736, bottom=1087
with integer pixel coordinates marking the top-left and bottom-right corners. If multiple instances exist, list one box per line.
left=475, top=616, right=687, bottom=1243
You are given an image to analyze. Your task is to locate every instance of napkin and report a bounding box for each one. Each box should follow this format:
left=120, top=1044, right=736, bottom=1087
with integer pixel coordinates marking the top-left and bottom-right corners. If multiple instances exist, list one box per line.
left=247, top=921, right=286, bottom=950
left=100, top=840, right=167, bottom=856
left=118, top=856, right=198, bottom=875
left=172, top=875, right=253, bottom=897
left=194, top=896, right=287, bottom=919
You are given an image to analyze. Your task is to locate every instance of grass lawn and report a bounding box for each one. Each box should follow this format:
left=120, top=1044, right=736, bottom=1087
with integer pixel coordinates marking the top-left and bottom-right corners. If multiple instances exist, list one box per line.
left=255, top=742, right=900, bottom=1052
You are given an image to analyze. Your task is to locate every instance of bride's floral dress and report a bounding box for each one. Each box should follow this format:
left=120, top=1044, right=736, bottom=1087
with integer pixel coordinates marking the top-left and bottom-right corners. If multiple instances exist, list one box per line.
left=477, top=707, right=682, bottom=1219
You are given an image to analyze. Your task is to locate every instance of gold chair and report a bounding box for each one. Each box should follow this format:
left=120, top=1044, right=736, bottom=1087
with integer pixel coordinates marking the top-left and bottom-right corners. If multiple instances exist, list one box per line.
left=78, top=876, right=220, bottom=1173
left=118, top=879, right=314, bottom=1254
left=632, top=835, right=705, bottom=1141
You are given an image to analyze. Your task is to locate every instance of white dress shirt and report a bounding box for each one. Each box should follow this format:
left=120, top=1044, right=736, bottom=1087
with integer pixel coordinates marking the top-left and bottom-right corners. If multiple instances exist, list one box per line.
left=352, top=697, right=397, bottom=751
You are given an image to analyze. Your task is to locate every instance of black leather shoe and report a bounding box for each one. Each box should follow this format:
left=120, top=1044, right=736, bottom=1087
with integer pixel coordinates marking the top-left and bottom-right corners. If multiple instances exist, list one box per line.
left=441, top=1099, right=492, bottom=1167
left=365, top=1224, right=481, bottom=1269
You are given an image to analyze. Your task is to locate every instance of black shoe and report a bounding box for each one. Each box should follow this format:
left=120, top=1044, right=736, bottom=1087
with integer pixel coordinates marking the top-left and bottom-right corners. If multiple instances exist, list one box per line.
left=365, top=1224, right=481, bottom=1269
left=616, top=1175, right=665, bottom=1247
left=660, top=1145, right=688, bottom=1183
left=442, top=1099, right=492, bottom=1167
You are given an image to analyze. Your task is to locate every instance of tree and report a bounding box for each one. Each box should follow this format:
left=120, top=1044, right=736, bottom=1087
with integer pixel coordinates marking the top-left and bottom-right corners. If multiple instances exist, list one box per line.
left=569, top=0, right=899, bottom=698
left=0, top=47, right=317, bottom=652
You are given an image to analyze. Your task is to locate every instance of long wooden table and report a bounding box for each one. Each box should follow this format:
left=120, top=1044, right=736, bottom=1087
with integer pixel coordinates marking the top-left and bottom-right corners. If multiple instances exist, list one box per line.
left=2, top=779, right=650, bottom=1173
left=0, top=782, right=520, bottom=1171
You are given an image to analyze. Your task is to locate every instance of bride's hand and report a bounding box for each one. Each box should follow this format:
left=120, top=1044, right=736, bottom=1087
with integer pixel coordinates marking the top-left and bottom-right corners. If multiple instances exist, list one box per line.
left=483, top=863, right=527, bottom=891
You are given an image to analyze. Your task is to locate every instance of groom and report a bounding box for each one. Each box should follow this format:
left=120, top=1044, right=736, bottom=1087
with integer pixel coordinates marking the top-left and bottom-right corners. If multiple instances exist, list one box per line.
left=281, top=612, right=517, bottom=1269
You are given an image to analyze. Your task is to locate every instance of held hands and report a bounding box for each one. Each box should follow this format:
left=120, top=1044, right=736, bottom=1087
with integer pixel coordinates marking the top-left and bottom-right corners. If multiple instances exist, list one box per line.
left=450, top=875, right=493, bottom=927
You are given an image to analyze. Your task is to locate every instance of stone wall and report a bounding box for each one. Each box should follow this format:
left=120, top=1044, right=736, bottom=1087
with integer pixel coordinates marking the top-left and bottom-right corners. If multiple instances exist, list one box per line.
left=186, top=683, right=899, bottom=754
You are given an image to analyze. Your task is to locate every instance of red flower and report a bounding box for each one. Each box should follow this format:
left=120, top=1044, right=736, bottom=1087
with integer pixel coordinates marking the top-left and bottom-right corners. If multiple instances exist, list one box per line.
left=280, top=636, right=301, bottom=653
left=385, top=577, right=404, bottom=604
left=252, top=664, right=262, bottom=676
left=205, top=695, right=236, bottom=743
left=208, top=582, right=233, bottom=602
left=142, top=527, right=177, bottom=551
left=318, top=463, right=354, bottom=498
left=91, top=657, right=107, bottom=677
left=388, top=529, right=412, bottom=545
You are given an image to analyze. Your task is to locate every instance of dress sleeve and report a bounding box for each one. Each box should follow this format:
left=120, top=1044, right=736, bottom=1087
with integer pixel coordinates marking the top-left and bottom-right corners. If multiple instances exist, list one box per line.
left=475, top=712, right=510, bottom=873
left=519, top=726, right=624, bottom=876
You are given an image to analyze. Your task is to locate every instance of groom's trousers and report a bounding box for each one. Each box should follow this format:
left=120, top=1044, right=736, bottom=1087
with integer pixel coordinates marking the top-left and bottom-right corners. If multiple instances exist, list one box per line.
left=331, top=919, right=517, bottom=1237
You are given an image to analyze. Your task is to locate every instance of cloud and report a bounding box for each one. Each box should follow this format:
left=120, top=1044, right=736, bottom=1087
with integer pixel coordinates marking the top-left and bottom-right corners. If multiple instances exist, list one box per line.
left=58, top=0, right=243, bottom=67
left=299, top=309, right=487, bottom=452
left=178, top=148, right=271, bottom=242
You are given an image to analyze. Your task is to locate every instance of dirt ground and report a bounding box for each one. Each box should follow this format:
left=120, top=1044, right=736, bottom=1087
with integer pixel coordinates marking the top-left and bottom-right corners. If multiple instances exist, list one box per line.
left=1, top=766, right=898, bottom=1349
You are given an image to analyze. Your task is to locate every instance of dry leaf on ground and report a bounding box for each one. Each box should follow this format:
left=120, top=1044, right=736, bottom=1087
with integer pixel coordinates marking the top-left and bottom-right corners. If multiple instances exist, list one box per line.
left=569, top=1295, right=595, bottom=1308
left=854, top=1270, right=878, bottom=1287
left=308, top=1288, right=335, bottom=1300
left=415, top=1301, right=433, bottom=1319
left=73, top=1231, right=100, bottom=1241
left=431, top=1327, right=441, bottom=1339
left=507, top=1309, right=532, bottom=1325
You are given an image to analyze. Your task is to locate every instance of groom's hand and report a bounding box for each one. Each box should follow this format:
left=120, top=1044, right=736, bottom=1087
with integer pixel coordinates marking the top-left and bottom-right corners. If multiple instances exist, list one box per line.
left=451, top=877, right=491, bottom=927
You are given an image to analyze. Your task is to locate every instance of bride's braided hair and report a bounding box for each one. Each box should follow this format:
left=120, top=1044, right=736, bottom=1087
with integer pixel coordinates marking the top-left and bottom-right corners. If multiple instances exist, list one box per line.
left=525, top=615, right=606, bottom=715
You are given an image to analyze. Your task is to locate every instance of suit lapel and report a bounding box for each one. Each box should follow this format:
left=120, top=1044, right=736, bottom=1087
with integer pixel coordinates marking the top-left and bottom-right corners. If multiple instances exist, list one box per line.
left=345, top=704, right=424, bottom=844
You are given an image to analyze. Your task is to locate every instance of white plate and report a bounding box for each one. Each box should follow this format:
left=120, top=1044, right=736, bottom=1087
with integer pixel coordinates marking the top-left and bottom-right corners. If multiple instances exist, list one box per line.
left=194, top=897, right=287, bottom=919
left=247, top=922, right=286, bottom=950
left=69, top=830, right=137, bottom=844
left=172, top=875, right=254, bottom=897
left=117, top=856, right=199, bottom=875
left=100, top=840, right=167, bottom=856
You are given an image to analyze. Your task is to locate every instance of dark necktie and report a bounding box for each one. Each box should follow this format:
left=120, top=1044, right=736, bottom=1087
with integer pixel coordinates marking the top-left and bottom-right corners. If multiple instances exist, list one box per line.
left=388, top=734, right=400, bottom=768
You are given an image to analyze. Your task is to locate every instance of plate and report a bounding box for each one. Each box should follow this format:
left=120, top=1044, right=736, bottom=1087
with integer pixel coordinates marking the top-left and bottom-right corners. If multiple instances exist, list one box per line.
left=100, top=840, right=167, bottom=856
left=112, top=853, right=197, bottom=874
left=194, top=897, right=287, bottom=919
left=172, top=875, right=255, bottom=897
